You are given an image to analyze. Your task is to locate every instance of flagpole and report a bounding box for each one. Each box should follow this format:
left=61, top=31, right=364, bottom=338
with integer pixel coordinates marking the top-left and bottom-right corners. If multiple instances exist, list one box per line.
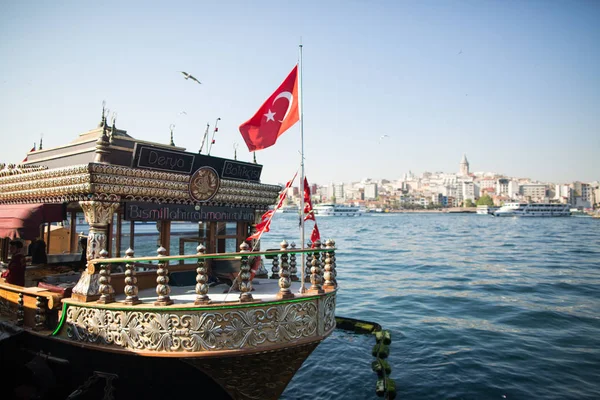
left=207, top=117, right=221, bottom=156
left=299, top=42, right=306, bottom=293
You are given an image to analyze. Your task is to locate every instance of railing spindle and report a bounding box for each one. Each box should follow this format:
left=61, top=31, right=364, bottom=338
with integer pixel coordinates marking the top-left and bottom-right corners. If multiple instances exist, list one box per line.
left=271, top=248, right=280, bottom=279
left=123, top=248, right=141, bottom=305
left=289, top=242, right=298, bottom=281
left=97, top=249, right=115, bottom=304
left=239, top=242, right=253, bottom=302
left=34, top=295, right=46, bottom=330
left=195, top=245, right=211, bottom=305
left=154, top=246, right=173, bottom=306
left=277, top=240, right=294, bottom=299
left=323, top=239, right=335, bottom=290
left=305, top=242, right=313, bottom=281
left=308, top=239, right=324, bottom=294
left=17, top=292, right=24, bottom=326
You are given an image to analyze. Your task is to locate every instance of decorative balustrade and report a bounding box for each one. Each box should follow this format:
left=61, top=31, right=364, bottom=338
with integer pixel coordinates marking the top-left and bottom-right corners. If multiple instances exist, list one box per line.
left=80, top=240, right=338, bottom=306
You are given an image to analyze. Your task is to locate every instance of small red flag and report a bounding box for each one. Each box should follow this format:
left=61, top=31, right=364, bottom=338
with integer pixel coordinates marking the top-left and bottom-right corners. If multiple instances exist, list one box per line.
left=310, top=223, right=321, bottom=247
left=303, top=177, right=315, bottom=221
left=239, top=65, right=299, bottom=151
left=211, top=139, right=215, bottom=144
left=246, top=171, right=298, bottom=242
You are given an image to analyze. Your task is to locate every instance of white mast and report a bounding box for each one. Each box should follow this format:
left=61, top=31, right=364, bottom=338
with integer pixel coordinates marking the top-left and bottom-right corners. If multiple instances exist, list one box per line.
left=299, top=42, right=306, bottom=293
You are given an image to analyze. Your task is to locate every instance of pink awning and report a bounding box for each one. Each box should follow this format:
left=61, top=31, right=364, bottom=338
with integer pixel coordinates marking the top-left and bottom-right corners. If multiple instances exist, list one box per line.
left=0, top=204, right=66, bottom=240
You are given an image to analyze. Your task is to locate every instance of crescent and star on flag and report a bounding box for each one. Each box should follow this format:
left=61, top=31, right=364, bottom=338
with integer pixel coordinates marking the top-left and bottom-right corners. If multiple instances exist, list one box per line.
left=264, top=92, right=294, bottom=123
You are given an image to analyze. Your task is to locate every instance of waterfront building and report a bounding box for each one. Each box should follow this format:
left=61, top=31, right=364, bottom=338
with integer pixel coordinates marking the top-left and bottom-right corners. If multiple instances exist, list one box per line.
left=364, top=183, right=378, bottom=200
left=519, top=183, right=548, bottom=202
left=496, top=178, right=519, bottom=198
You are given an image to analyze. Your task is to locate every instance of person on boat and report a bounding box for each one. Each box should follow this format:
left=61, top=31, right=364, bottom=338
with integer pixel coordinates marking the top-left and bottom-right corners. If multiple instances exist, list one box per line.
left=28, top=236, right=47, bottom=264
left=1, top=240, right=27, bottom=286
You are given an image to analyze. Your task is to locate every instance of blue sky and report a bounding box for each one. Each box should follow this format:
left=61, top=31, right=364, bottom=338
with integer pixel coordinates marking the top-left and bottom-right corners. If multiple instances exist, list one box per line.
left=1, top=0, right=598, bottom=186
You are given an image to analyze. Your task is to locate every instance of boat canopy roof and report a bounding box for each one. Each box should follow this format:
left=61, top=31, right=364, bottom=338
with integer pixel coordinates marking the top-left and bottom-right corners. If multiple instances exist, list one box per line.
left=0, top=203, right=66, bottom=240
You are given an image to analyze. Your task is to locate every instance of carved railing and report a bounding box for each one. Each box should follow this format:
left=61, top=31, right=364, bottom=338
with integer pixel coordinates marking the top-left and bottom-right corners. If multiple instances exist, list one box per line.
left=83, top=240, right=337, bottom=305
left=0, top=282, right=63, bottom=330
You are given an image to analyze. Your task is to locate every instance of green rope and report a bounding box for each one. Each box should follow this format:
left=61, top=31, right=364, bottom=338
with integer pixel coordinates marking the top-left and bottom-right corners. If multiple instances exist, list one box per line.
left=335, top=316, right=397, bottom=399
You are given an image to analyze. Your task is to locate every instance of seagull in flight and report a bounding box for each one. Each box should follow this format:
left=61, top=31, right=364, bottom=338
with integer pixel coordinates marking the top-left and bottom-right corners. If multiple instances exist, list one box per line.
left=457, top=49, right=463, bottom=55
left=180, top=71, right=202, bottom=84
left=379, top=134, right=390, bottom=143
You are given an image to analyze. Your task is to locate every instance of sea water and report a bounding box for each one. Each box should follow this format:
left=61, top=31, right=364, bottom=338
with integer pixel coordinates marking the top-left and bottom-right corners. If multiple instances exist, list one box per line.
left=114, top=214, right=600, bottom=399
left=275, top=213, right=600, bottom=400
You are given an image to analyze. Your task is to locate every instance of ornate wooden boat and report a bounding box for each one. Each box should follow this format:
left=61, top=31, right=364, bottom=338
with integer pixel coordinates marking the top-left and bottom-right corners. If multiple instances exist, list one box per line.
left=0, top=113, right=337, bottom=399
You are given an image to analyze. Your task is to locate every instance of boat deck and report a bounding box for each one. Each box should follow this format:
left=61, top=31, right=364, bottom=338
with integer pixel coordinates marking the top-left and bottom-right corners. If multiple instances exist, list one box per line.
left=114, top=278, right=314, bottom=305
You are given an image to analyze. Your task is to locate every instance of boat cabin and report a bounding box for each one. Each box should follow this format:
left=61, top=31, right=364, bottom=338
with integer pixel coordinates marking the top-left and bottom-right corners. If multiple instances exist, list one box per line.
left=0, top=114, right=280, bottom=300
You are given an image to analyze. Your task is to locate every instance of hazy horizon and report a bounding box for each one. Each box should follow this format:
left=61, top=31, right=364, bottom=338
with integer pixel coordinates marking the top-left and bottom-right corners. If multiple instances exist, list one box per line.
left=1, top=1, right=598, bottom=185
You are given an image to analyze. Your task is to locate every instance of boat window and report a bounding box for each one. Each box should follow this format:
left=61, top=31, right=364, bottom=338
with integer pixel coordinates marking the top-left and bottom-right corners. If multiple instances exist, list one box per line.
left=216, top=222, right=238, bottom=253
left=176, top=222, right=210, bottom=263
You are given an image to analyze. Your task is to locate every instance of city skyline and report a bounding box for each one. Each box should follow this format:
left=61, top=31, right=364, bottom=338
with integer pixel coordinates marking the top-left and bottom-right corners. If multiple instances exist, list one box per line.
left=1, top=1, right=598, bottom=185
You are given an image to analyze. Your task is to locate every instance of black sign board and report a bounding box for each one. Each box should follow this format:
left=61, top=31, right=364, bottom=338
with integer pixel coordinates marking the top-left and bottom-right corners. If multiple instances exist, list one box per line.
left=132, top=144, right=262, bottom=182
left=124, top=202, right=256, bottom=222
left=133, top=144, right=195, bottom=174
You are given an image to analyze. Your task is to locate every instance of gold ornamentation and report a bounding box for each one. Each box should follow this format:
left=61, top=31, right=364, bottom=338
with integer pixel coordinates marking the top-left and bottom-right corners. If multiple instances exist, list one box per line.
left=189, top=167, right=219, bottom=202
left=64, top=299, right=328, bottom=352
left=0, top=161, right=281, bottom=206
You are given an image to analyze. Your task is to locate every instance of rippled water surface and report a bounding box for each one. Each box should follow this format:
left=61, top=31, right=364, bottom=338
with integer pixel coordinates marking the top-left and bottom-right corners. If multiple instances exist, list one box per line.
left=260, top=213, right=600, bottom=400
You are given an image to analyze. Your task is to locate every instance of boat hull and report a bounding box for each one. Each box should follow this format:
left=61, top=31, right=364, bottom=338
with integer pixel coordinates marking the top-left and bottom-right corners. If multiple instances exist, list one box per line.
left=1, top=322, right=323, bottom=399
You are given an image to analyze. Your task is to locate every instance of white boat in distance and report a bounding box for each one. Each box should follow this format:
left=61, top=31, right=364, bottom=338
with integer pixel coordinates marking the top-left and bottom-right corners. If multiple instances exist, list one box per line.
left=493, top=203, right=571, bottom=217
left=476, top=205, right=499, bottom=215
left=313, top=203, right=363, bottom=216
left=275, top=204, right=300, bottom=214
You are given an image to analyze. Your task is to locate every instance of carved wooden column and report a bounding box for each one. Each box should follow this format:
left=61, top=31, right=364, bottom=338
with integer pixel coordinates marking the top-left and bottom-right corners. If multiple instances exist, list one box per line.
left=239, top=242, right=253, bottom=302
left=307, top=240, right=324, bottom=294
left=195, top=245, right=211, bottom=305
left=276, top=240, right=294, bottom=300
left=155, top=246, right=173, bottom=306
left=72, top=201, right=120, bottom=302
left=123, top=248, right=141, bottom=305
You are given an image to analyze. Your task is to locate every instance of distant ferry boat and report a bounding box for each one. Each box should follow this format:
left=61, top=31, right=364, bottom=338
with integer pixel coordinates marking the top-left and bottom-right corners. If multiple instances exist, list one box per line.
left=476, top=205, right=499, bottom=215
left=493, top=203, right=570, bottom=217
left=275, top=205, right=300, bottom=214
left=313, top=203, right=363, bottom=216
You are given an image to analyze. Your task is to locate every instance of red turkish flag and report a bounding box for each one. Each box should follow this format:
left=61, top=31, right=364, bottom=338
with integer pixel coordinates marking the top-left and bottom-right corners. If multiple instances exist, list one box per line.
left=310, top=223, right=321, bottom=247
left=303, top=177, right=315, bottom=221
left=239, top=65, right=299, bottom=151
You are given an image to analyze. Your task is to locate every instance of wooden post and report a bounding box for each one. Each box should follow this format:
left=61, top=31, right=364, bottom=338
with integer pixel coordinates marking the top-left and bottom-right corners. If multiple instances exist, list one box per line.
left=129, top=221, right=135, bottom=250
left=69, top=211, right=77, bottom=253
left=115, top=211, right=122, bottom=258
